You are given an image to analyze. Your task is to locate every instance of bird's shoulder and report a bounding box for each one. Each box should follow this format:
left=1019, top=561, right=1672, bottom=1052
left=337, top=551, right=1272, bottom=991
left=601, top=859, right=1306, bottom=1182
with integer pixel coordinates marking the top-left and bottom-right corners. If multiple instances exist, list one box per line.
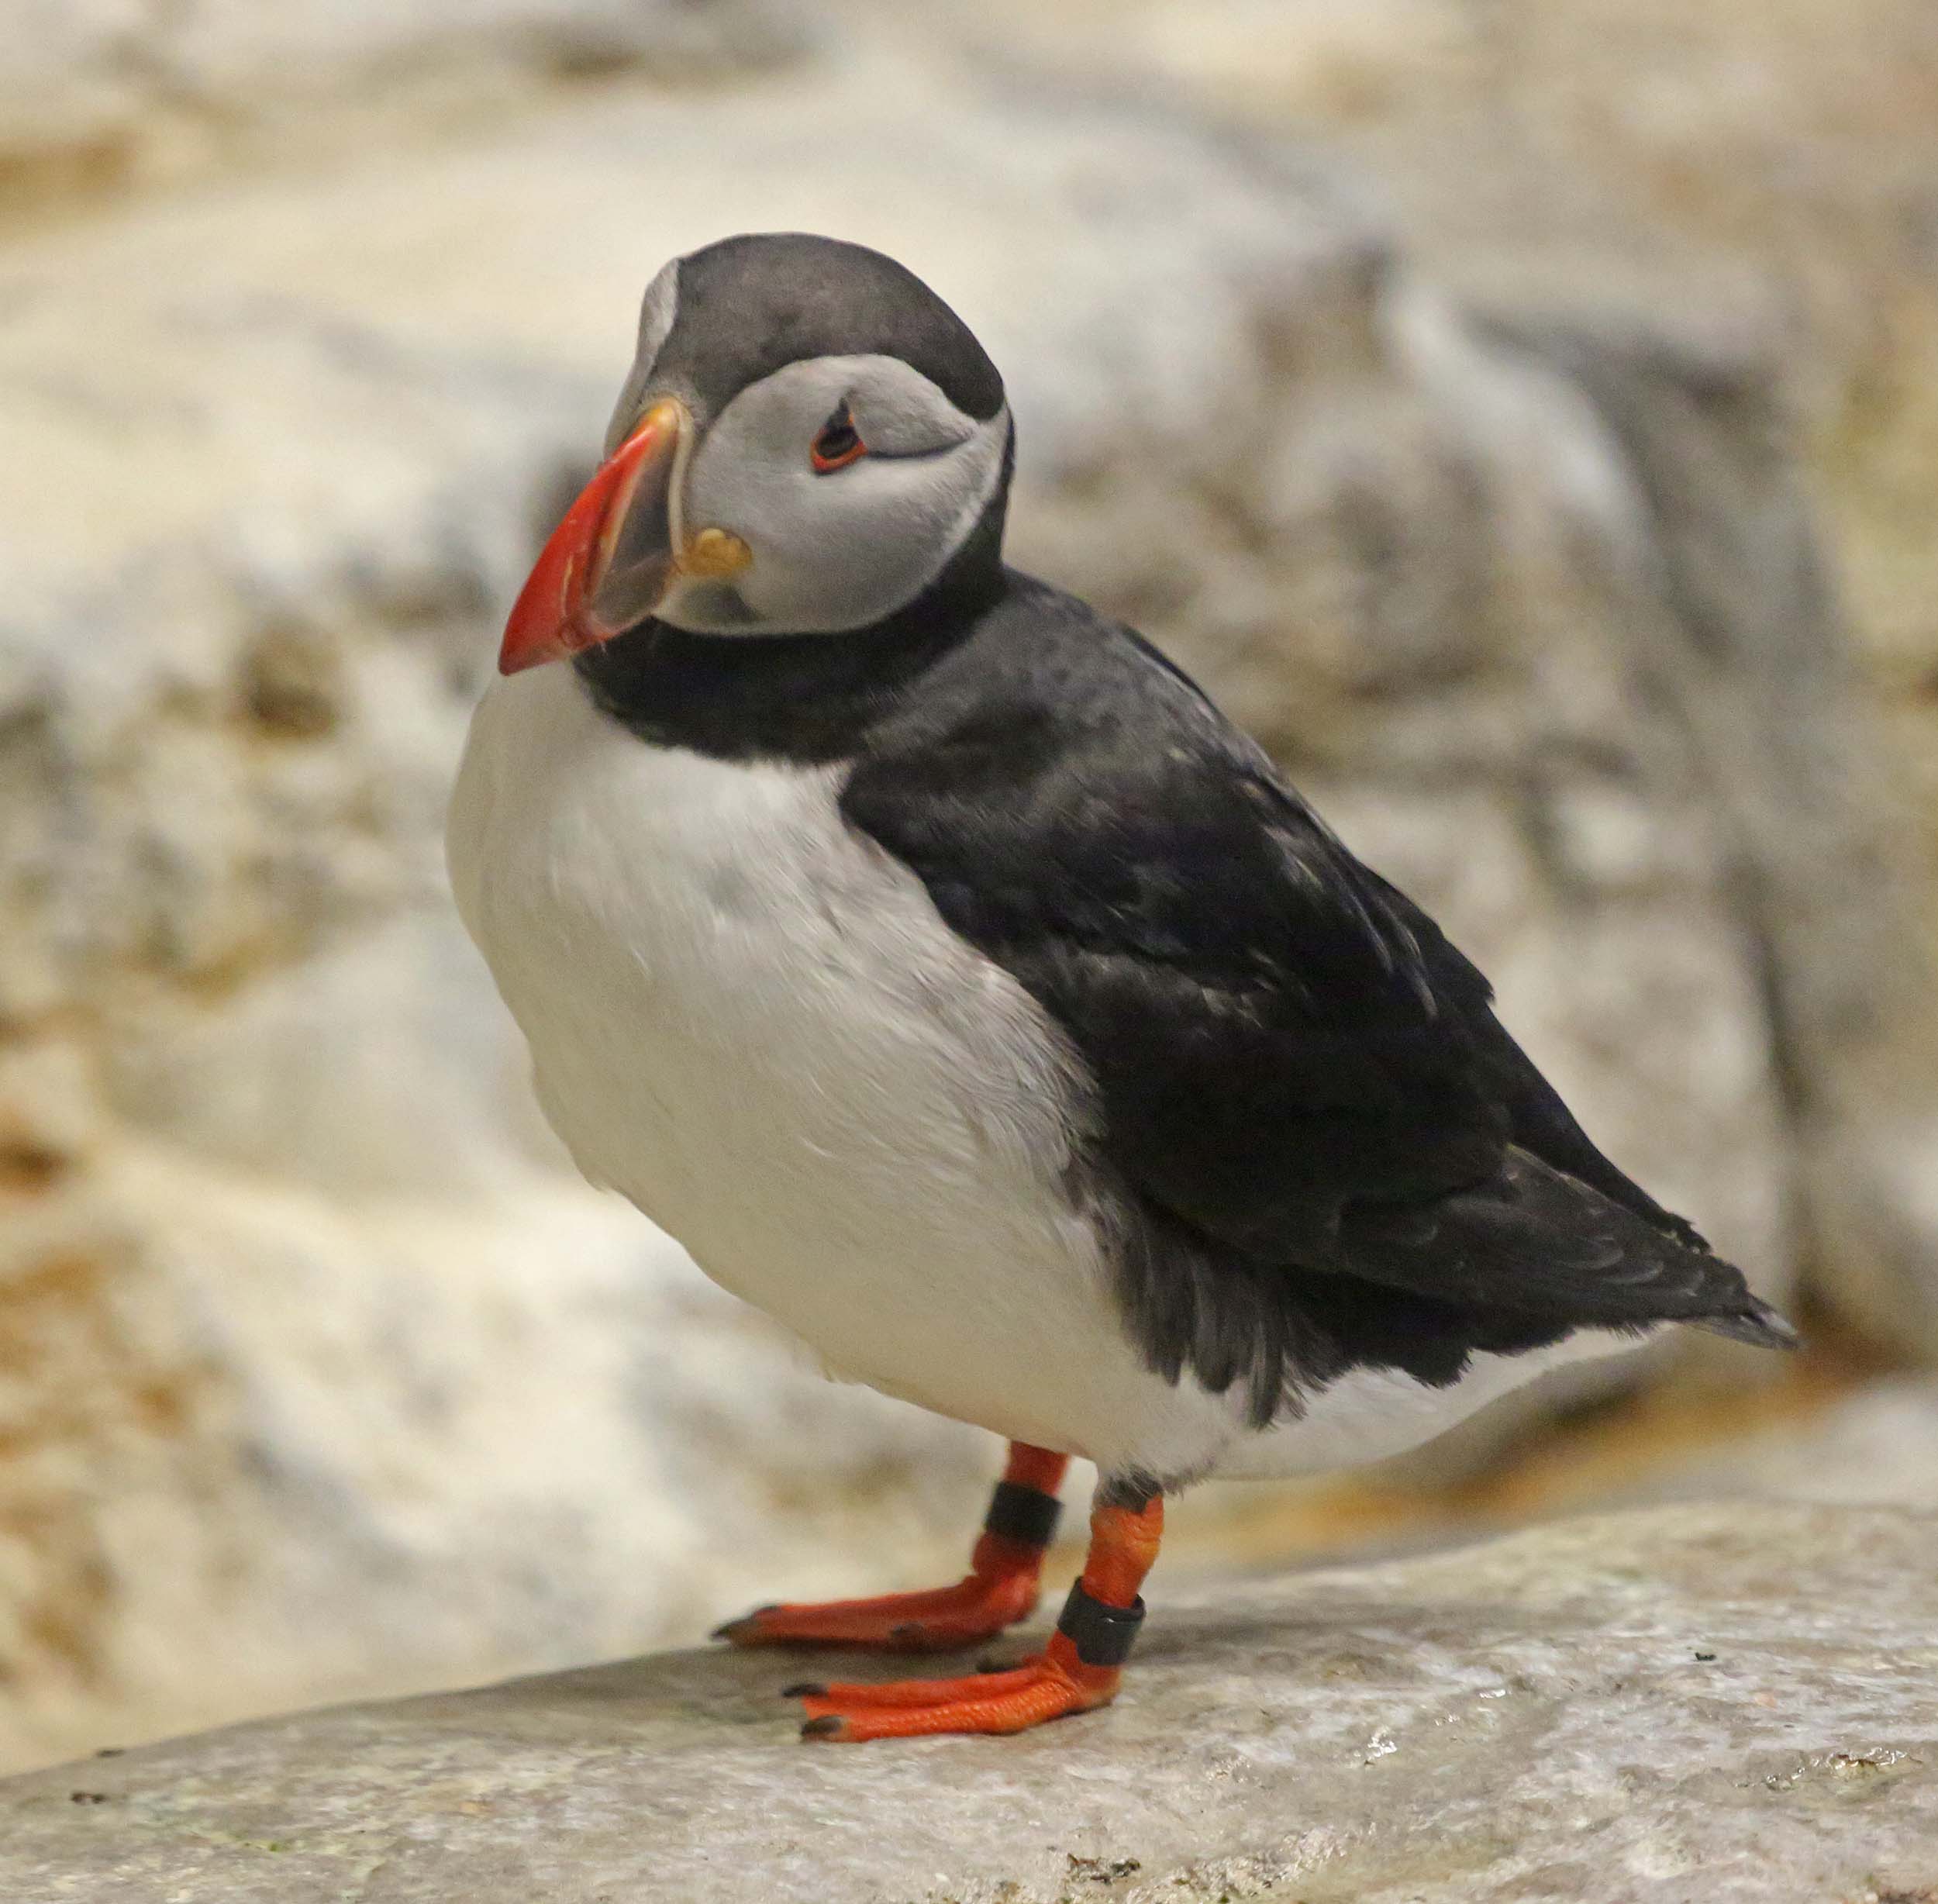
left=847, top=571, right=1491, bottom=1042
left=844, top=575, right=1522, bottom=1254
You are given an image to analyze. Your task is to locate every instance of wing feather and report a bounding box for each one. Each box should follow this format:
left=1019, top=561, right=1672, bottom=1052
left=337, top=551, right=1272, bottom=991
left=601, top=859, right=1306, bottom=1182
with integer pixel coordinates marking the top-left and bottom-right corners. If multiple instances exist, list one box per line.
left=843, top=582, right=1788, bottom=1373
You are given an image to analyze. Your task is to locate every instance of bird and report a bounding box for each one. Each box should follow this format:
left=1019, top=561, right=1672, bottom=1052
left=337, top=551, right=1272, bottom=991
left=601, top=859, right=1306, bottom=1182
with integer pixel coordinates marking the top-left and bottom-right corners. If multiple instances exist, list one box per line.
left=447, top=231, right=1796, bottom=1743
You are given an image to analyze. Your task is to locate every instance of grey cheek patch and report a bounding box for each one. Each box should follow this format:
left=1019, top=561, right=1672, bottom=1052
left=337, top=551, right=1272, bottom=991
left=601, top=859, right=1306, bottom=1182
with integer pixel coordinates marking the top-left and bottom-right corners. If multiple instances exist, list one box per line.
left=666, top=360, right=1010, bottom=636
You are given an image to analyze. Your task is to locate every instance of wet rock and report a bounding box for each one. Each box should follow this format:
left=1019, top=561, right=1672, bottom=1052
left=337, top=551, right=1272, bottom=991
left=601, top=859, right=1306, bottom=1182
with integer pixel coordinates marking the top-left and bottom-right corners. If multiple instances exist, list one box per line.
left=0, top=1502, right=1932, bottom=1903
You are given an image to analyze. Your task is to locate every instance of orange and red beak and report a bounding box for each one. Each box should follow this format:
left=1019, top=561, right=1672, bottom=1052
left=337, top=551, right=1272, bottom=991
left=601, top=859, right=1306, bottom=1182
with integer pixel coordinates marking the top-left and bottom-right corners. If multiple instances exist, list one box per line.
left=498, top=400, right=685, bottom=676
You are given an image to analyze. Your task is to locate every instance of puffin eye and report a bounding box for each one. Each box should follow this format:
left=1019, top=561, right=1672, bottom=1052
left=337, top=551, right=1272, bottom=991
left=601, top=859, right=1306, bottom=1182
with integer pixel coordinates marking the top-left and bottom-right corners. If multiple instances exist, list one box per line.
left=810, top=403, right=867, bottom=473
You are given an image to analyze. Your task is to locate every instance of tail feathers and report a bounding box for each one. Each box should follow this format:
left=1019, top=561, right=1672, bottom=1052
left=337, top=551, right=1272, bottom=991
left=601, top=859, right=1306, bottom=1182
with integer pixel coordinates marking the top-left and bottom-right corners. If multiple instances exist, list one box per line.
left=1342, top=1147, right=1799, bottom=1349
left=1690, top=1294, right=1800, bottom=1352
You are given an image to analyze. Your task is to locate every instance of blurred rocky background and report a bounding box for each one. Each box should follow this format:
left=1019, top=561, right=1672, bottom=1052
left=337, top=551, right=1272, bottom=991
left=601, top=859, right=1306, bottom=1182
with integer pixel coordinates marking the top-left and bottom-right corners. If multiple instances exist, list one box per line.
left=0, top=0, right=1935, bottom=1776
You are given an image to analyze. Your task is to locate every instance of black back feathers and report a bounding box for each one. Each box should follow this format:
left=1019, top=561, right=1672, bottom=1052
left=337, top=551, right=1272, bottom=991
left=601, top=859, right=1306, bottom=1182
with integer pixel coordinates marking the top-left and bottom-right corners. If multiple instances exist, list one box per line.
left=838, top=577, right=1791, bottom=1419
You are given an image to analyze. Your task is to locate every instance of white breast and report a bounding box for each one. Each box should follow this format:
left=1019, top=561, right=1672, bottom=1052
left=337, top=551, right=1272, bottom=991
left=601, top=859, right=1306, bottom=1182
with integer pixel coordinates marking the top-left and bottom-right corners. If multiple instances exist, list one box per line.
left=445, top=665, right=1245, bottom=1478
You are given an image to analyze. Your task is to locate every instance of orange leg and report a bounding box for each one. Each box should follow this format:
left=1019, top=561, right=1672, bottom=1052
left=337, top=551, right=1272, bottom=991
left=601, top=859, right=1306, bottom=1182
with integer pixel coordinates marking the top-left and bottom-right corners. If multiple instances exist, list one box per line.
left=715, top=1444, right=1068, bottom=1652
left=791, top=1488, right=1164, bottom=1741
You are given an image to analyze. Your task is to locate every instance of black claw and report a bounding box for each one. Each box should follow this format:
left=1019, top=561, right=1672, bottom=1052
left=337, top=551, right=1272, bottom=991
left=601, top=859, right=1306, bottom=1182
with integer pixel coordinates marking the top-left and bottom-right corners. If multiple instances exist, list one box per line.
left=781, top=1682, right=826, bottom=1699
left=800, top=1714, right=843, bottom=1740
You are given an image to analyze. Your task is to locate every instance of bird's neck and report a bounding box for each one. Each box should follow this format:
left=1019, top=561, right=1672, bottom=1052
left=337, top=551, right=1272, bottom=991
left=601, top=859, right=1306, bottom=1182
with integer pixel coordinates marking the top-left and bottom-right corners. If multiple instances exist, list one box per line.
left=573, top=497, right=1010, bottom=767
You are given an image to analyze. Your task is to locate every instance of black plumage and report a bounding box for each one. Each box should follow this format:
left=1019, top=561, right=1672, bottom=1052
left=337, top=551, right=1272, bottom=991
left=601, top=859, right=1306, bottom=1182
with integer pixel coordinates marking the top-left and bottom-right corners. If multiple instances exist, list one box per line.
left=647, top=233, right=1006, bottom=428
left=581, top=561, right=1791, bottom=1430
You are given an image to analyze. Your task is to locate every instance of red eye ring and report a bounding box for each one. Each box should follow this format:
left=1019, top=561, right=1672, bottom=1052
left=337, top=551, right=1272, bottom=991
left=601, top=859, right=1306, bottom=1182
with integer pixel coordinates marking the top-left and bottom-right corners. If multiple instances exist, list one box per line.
left=811, top=403, right=867, bottom=473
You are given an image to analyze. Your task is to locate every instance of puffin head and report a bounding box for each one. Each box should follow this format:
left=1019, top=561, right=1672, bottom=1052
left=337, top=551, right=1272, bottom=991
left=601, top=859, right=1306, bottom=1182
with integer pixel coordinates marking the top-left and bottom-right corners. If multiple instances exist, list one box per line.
left=498, top=233, right=1011, bottom=674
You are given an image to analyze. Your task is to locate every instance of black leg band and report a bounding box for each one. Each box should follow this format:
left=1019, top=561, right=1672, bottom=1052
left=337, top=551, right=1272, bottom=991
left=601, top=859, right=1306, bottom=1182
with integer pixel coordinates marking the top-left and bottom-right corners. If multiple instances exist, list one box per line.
left=983, top=1480, right=1062, bottom=1550
left=1055, top=1580, right=1145, bottom=1668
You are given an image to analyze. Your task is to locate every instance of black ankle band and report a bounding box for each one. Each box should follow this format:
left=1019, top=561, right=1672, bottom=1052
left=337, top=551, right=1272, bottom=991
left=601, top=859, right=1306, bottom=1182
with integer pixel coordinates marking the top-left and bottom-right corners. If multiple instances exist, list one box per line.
left=1055, top=1580, right=1144, bottom=1668
left=983, top=1481, right=1061, bottom=1550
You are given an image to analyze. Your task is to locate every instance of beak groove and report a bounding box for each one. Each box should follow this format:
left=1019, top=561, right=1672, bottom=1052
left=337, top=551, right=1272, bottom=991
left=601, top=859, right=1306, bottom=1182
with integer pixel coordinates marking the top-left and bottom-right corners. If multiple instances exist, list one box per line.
left=498, top=399, right=685, bottom=677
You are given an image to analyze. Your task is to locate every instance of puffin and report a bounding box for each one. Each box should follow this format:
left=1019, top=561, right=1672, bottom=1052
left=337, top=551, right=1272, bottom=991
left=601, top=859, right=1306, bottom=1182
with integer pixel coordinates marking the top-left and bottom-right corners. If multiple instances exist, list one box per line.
left=447, top=232, right=1795, bottom=1743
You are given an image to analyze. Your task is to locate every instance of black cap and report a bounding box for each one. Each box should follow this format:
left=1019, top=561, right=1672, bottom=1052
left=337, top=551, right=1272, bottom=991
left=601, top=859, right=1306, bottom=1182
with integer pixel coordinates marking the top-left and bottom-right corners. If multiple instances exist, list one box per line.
left=652, top=233, right=1005, bottom=424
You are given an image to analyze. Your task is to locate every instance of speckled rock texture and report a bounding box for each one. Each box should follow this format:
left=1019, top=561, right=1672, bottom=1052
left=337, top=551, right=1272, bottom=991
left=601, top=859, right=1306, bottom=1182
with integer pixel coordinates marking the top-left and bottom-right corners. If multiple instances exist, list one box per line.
left=3, top=1502, right=1933, bottom=1903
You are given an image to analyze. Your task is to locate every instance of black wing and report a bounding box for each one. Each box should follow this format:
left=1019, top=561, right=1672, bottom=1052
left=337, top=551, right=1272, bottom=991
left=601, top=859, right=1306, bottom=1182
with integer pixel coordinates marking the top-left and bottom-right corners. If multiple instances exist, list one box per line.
left=844, top=579, right=1789, bottom=1413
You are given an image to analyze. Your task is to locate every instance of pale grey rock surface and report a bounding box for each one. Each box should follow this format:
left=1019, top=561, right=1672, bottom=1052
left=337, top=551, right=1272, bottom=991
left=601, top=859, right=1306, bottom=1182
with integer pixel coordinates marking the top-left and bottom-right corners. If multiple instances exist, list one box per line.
left=157, top=0, right=806, bottom=99
left=0, top=0, right=805, bottom=163
left=1623, top=1377, right=1938, bottom=1516
left=0, top=0, right=148, bottom=160
left=3, top=1502, right=1934, bottom=1904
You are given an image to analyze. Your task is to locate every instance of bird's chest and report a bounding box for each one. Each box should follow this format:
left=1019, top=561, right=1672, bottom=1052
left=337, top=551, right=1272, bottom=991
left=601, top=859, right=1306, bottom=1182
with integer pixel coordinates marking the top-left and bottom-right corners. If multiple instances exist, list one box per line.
left=447, top=670, right=1091, bottom=1347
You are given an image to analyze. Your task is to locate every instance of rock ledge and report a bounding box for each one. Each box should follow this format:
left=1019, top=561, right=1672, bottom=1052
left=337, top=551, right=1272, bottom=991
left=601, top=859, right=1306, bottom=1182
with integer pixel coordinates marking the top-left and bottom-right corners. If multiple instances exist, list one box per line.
left=4, top=1502, right=1933, bottom=1903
